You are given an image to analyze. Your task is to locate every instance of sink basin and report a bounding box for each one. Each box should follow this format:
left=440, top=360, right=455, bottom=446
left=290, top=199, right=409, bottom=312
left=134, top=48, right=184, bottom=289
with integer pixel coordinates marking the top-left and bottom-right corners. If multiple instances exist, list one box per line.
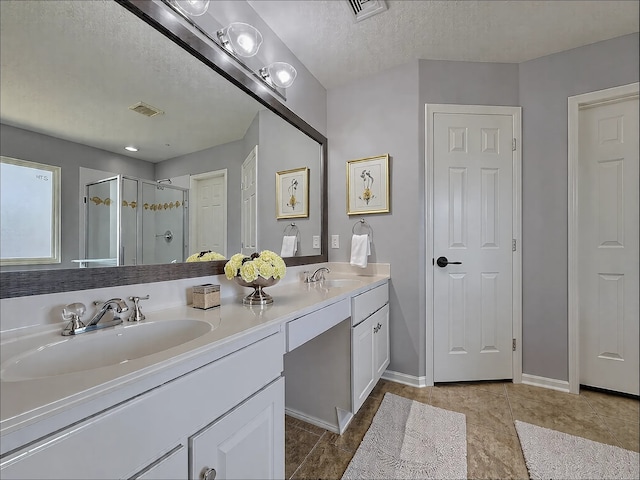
left=321, top=279, right=364, bottom=289
left=0, top=319, right=212, bottom=382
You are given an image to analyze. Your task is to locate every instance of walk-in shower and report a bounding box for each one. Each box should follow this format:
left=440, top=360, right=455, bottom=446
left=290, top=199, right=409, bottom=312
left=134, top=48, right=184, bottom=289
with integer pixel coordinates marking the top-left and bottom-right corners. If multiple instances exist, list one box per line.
left=83, top=175, right=188, bottom=267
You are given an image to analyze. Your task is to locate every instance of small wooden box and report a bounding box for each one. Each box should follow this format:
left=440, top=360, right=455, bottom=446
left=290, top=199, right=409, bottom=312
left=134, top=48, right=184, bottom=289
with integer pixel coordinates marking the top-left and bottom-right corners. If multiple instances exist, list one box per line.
left=192, top=284, right=220, bottom=309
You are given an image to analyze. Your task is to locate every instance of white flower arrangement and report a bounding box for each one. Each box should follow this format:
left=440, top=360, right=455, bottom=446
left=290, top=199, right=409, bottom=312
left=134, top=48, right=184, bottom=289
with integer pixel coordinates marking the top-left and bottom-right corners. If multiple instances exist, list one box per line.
left=224, top=250, right=286, bottom=283
left=186, top=251, right=226, bottom=262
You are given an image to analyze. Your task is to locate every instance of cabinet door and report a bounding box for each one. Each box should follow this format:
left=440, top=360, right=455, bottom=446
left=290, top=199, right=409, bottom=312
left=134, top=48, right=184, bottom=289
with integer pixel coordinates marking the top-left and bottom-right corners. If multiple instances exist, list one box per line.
left=374, top=304, right=390, bottom=379
left=190, top=378, right=284, bottom=480
left=351, top=313, right=376, bottom=414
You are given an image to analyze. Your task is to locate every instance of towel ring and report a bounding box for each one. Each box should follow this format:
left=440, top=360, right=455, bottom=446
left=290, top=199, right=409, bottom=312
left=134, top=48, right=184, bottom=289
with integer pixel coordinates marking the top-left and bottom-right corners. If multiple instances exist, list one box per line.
left=352, top=219, right=373, bottom=241
left=283, top=223, right=300, bottom=242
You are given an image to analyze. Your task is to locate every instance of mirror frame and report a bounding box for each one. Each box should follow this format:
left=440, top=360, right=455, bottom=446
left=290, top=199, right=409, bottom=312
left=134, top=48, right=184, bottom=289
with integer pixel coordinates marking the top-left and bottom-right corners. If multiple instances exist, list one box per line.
left=0, top=0, right=328, bottom=298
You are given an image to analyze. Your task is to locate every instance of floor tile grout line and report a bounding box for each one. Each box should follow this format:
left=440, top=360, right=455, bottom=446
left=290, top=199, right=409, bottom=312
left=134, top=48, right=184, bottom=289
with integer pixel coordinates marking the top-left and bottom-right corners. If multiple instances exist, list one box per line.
left=582, top=394, right=628, bottom=449
left=288, top=431, right=327, bottom=480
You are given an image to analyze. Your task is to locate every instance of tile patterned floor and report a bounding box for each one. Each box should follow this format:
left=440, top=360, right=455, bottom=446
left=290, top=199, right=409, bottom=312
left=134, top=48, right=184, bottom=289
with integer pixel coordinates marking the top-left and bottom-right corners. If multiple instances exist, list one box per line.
left=285, top=379, right=640, bottom=479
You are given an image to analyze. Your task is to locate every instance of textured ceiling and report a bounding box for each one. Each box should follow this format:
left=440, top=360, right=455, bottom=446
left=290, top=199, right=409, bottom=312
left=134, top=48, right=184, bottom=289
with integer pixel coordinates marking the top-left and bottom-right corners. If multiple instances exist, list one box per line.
left=248, top=0, right=640, bottom=89
left=0, top=0, right=262, bottom=162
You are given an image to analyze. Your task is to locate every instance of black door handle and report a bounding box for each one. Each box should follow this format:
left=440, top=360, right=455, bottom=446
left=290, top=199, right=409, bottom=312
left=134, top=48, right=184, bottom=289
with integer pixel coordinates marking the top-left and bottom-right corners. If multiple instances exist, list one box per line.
left=436, top=256, right=462, bottom=268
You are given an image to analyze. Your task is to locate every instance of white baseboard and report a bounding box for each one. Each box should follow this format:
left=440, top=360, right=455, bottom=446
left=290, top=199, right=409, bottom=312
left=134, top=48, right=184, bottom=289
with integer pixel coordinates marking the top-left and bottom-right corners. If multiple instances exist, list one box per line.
left=521, top=373, right=570, bottom=393
left=381, top=370, right=428, bottom=388
left=284, top=407, right=344, bottom=434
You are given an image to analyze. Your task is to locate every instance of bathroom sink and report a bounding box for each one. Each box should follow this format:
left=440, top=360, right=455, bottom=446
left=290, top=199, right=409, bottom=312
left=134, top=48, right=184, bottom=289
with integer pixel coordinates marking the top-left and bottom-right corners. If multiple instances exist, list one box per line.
left=1, top=319, right=212, bottom=382
left=321, top=278, right=364, bottom=289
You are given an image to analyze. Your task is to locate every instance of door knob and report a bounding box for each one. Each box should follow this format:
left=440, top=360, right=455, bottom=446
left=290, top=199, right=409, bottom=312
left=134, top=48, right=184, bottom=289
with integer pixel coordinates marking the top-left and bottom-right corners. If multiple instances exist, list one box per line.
left=201, top=467, right=217, bottom=480
left=436, top=256, right=462, bottom=268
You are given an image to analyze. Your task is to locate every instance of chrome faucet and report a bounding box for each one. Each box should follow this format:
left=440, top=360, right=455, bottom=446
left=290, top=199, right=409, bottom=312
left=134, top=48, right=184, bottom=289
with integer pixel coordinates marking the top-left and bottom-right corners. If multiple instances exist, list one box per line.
left=305, top=267, right=330, bottom=283
left=86, top=298, right=129, bottom=327
left=62, top=298, right=129, bottom=336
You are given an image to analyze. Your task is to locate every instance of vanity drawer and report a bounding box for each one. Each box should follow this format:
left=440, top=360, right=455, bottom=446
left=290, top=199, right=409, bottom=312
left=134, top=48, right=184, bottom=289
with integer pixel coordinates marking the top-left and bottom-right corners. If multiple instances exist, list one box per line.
left=351, top=282, right=388, bottom=327
left=286, top=299, right=350, bottom=352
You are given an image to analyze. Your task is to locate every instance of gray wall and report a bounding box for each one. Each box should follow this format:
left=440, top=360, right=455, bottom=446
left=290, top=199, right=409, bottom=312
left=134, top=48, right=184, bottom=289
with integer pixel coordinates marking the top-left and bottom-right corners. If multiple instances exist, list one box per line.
left=328, top=34, right=638, bottom=381
left=519, top=33, right=639, bottom=380
left=328, top=61, right=421, bottom=376
left=155, top=138, right=245, bottom=257
left=328, top=59, right=519, bottom=377
left=0, top=123, right=154, bottom=271
left=258, top=110, right=323, bottom=256
left=156, top=108, right=323, bottom=258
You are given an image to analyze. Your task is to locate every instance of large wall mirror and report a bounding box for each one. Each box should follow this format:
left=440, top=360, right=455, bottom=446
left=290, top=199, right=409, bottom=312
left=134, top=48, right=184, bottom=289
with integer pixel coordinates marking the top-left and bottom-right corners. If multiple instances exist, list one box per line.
left=0, top=0, right=327, bottom=298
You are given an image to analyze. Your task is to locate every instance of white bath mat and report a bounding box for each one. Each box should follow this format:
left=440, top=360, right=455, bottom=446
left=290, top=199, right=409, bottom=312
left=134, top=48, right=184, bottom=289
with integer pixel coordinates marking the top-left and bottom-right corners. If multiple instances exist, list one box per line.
left=342, top=392, right=467, bottom=479
left=515, top=420, right=639, bottom=480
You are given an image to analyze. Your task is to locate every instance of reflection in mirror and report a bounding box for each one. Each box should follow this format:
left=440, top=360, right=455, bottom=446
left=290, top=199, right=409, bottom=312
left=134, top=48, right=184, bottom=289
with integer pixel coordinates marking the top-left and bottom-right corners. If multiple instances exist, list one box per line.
left=0, top=0, right=323, bottom=278
left=0, top=156, right=61, bottom=265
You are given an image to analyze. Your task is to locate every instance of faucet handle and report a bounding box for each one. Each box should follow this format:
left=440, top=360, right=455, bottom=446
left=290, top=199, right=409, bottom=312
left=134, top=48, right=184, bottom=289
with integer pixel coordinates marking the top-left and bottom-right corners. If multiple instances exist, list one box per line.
left=62, top=303, right=86, bottom=333
left=62, top=302, right=86, bottom=320
left=128, top=295, right=149, bottom=322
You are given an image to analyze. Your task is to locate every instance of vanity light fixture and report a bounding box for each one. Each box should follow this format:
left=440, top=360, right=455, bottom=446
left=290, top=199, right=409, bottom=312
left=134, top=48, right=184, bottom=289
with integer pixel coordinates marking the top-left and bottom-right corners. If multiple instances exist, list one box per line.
left=217, top=22, right=263, bottom=58
left=171, top=0, right=210, bottom=17
left=124, top=146, right=139, bottom=152
left=259, top=62, right=297, bottom=89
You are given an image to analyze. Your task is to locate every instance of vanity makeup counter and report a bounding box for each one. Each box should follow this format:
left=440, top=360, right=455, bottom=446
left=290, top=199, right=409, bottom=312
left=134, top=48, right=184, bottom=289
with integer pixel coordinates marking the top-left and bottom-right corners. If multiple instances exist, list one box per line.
left=0, top=271, right=389, bottom=478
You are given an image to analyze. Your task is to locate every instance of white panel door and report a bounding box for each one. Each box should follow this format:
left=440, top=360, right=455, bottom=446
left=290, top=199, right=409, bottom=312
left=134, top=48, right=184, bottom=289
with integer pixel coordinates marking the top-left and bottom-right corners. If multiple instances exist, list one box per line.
left=433, top=112, right=514, bottom=382
left=194, top=174, right=226, bottom=256
left=241, top=146, right=258, bottom=256
left=579, top=96, right=639, bottom=395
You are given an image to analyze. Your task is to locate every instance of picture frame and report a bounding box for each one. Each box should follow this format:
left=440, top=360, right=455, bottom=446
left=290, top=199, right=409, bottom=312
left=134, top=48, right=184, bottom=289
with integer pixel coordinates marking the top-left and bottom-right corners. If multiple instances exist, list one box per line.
left=276, top=167, right=309, bottom=219
left=346, top=154, right=390, bottom=215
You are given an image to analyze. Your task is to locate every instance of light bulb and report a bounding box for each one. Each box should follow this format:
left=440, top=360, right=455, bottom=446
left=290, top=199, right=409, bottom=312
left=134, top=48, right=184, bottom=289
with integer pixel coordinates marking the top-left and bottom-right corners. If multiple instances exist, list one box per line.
left=261, top=62, right=297, bottom=89
left=217, top=23, right=262, bottom=58
left=236, top=34, right=255, bottom=55
left=172, top=0, right=210, bottom=16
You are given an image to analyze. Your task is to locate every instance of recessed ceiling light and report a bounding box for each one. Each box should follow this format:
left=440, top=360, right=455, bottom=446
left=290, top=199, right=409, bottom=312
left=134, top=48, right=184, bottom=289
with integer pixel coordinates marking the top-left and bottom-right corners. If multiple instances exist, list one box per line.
left=124, top=146, right=139, bottom=152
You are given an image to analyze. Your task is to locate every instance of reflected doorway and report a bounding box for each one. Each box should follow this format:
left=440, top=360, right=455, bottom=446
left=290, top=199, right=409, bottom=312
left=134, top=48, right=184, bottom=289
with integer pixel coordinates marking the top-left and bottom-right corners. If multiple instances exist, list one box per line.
left=189, top=169, right=227, bottom=259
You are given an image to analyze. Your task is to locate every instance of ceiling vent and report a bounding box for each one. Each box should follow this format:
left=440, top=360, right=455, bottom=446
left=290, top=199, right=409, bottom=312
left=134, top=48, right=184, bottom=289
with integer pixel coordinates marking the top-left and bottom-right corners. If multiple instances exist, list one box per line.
left=128, top=101, right=164, bottom=117
left=346, top=0, right=387, bottom=22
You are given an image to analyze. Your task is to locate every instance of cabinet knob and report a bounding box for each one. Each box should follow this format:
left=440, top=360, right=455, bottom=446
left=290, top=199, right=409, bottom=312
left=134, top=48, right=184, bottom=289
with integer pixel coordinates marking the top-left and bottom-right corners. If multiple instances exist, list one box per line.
left=201, top=467, right=217, bottom=480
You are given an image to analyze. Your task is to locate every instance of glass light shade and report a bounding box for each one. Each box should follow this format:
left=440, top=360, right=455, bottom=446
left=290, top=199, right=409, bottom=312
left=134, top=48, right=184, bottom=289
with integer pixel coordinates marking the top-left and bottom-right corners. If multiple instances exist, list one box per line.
left=172, top=0, right=210, bottom=17
left=218, top=23, right=263, bottom=58
left=262, top=62, right=297, bottom=88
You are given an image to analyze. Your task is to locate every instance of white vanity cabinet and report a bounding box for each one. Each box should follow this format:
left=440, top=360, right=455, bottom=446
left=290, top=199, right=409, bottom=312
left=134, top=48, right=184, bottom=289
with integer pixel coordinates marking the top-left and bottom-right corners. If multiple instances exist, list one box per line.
left=284, top=280, right=390, bottom=434
left=351, top=283, right=390, bottom=414
left=0, top=332, right=285, bottom=480
left=134, top=445, right=189, bottom=480
left=190, top=378, right=284, bottom=480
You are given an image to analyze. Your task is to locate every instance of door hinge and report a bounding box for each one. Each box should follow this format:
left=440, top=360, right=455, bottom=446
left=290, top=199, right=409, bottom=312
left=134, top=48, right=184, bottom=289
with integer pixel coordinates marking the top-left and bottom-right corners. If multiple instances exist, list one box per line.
left=512, top=138, right=516, bottom=151
left=512, top=239, right=517, bottom=252
left=512, top=338, right=517, bottom=351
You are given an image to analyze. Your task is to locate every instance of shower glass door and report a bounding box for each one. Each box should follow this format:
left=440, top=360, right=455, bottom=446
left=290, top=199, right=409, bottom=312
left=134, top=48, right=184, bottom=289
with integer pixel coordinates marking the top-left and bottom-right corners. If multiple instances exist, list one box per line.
left=85, top=176, right=119, bottom=267
left=141, top=181, right=188, bottom=265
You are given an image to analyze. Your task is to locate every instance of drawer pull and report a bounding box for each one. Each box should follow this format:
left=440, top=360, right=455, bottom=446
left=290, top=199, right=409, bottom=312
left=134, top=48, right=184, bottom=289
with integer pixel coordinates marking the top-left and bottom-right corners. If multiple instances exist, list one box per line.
left=201, top=467, right=217, bottom=480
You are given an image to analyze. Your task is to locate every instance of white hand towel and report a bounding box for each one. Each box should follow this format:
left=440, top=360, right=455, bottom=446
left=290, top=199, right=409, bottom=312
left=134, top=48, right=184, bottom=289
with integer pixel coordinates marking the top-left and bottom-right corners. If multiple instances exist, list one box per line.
left=350, top=234, right=370, bottom=268
left=280, top=235, right=297, bottom=257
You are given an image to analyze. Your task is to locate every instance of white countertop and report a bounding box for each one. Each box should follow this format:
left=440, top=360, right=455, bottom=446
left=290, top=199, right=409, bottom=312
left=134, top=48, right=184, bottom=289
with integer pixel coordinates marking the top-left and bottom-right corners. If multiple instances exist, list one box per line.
left=0, top=273, right=388, bottom=455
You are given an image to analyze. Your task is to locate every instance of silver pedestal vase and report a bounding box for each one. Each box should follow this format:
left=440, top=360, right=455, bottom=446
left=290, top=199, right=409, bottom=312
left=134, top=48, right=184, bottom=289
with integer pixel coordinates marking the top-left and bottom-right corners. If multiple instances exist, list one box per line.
left=234, top=276, right=280, bottom=305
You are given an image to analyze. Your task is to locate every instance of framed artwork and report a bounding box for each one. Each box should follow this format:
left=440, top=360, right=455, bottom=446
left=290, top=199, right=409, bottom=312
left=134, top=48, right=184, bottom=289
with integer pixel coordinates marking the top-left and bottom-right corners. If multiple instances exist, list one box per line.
left=276, top=167, right=309, bottom=219
left=347, top=154, right=389, bottom=215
